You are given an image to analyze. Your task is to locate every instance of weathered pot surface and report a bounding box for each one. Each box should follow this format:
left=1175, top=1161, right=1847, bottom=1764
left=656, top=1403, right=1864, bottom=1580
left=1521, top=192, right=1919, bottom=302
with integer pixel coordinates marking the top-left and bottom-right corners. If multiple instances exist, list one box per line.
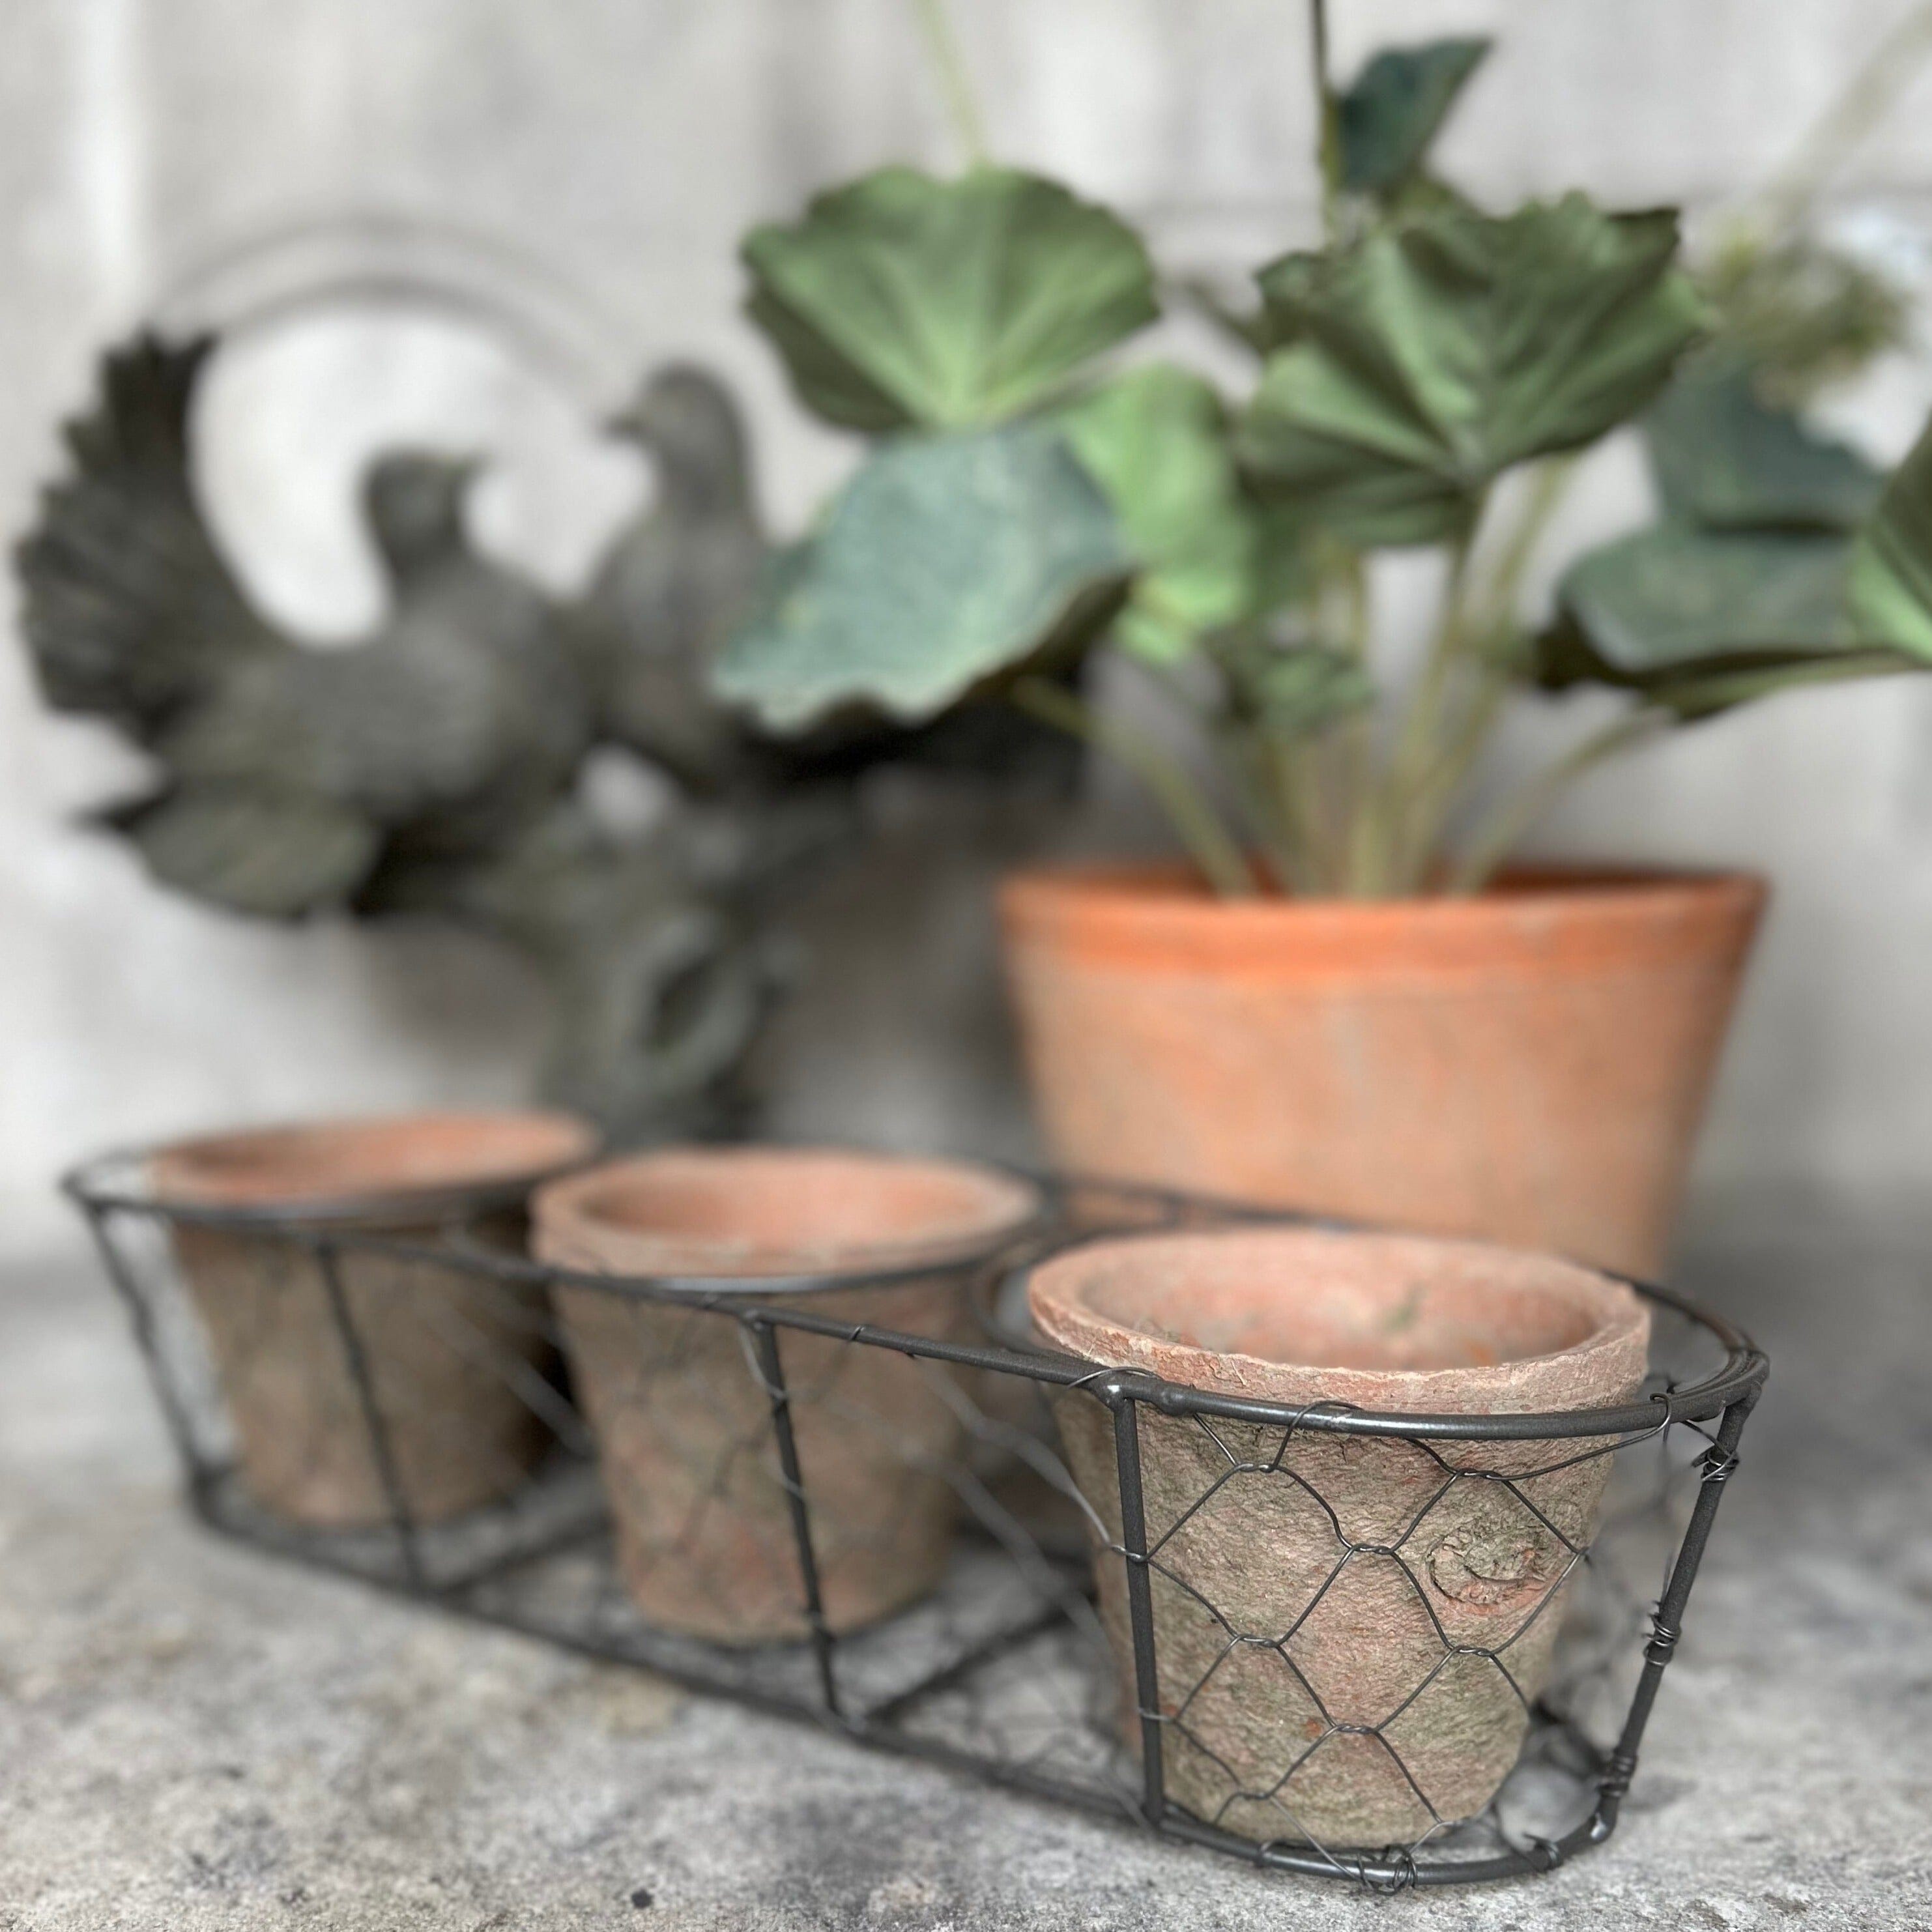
left=535, top=1146, right=1041, bottom=1644
left=153, top=1110, right=597, bottom=1528
left=1028, top=1226, right=1650, bottom=1849
left=1000, top=864, right=1765, bottom=1276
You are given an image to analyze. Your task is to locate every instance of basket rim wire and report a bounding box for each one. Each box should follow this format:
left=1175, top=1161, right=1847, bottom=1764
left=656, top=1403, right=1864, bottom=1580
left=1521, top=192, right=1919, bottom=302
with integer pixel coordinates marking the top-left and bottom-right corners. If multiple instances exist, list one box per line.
left=61, top=1143, right=1767, bottom=1892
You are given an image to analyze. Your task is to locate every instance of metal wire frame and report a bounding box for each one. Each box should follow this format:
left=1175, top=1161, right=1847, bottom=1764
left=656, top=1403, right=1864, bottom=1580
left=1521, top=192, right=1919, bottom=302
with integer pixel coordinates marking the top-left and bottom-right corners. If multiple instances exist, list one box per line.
left=63, top=1148, right=1766, bottom=1894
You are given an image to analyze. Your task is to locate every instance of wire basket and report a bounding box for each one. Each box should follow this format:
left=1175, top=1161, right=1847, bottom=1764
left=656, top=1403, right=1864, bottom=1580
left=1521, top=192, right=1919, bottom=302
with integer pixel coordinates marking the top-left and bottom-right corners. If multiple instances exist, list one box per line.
left=65, top=1149, right=1765, bottom=1893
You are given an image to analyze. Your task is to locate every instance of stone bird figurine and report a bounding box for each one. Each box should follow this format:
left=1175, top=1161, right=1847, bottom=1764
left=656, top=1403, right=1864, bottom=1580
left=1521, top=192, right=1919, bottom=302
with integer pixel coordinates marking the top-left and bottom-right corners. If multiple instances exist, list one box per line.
left=17, top=332, right=590, bottom=919
left=570, top=363, right=766, bottom=792
left=13, top=330, right=796, bottom=1142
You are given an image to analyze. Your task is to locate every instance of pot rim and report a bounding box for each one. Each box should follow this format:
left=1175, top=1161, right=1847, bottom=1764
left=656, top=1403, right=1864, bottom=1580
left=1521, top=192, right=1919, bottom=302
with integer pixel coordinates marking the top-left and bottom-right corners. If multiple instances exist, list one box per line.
left=999, top=861, right=1767, bottom=979
left=143, top=1108, right=600, bottom=1226
left=533, top=1143, right=1046, bottom=1293
left=1001, top=859, right=1766, bottom=927
left=1026, top=1224, right=1651, bottom=1417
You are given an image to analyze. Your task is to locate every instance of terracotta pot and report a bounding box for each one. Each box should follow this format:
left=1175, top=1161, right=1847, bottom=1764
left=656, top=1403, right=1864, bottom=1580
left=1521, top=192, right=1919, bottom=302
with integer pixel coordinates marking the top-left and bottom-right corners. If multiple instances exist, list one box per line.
left=1000, top=865, right=1765, bottom=1276
left=154, top=1110, right=597, bottom=1528
left=1029, top=1226, right=1649, bottom=1849
left=533, top=1146, right=1041, bottom=1644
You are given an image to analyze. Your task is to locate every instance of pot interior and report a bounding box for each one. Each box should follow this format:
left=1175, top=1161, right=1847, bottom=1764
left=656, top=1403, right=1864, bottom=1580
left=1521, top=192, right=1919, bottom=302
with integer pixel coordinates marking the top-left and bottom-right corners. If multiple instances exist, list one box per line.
left=153, top=1110, right=595, bottom=1210
left=1053, top=1230, right=1622, bottom=1374
left=545, top=1147, right=1039, bottom=1277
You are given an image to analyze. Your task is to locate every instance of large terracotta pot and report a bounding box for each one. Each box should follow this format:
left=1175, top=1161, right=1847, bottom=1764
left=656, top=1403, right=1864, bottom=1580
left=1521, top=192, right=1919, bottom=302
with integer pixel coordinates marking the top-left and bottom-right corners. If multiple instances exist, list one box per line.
left=153, top=1110, right=596, bottom=1527
left=1000, top=865, right=1765, bottom=1275
left=1028, top=1226, right=1650, bottom=1848
left=533, top=1146, right=1041, bottom=1645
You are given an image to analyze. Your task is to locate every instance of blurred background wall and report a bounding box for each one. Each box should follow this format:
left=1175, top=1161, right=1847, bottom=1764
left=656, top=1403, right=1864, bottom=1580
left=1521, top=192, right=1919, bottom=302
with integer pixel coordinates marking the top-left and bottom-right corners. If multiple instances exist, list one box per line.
left=5, top=0, right=1932, bottom=1255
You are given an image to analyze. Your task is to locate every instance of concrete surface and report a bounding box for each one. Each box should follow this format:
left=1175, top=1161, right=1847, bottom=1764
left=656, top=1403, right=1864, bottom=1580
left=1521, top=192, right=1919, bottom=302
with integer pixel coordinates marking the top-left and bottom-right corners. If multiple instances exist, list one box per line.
left=2, top=1205, right=1928, bottom=1930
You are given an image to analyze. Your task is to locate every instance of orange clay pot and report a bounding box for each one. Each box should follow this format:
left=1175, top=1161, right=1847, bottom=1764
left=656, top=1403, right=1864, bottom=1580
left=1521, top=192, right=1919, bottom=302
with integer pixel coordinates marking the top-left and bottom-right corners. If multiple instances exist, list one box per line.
left=532, top=1147, right=1041, bottom=1644
left=1028, top=1226, right=1651, bottom=1847
left=1000, top=866, right=1765, bottom=1276
left=153, top=1110, right=597, bottom=1527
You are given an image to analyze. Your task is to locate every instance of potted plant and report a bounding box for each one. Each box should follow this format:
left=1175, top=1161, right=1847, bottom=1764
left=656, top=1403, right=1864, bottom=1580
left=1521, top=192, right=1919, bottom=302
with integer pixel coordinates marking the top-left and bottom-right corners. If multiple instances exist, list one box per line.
left=713, top=8, right=1932, bottom=1273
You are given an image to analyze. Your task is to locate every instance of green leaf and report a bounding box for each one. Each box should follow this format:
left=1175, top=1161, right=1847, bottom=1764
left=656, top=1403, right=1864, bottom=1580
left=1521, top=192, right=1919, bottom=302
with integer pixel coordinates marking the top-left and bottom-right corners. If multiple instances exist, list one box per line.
left=1338, top=39, right=1492, bottom=195
left=1220, top=642, right=1376, bottom=740
left=1237, top=195, right=1705, bottom=545
left=1058, top=364, right=1254, bottom=661
left=1248, top=498, right=1318, bottom=614
left=712, top=424, right=1131, bottom=731
left=1555, top=525, right=1847, bottom=669
left=1251, top=249, right=1325, bottom=355
left=1647, top=364, right=1882, bottom=530
left=741, top=166, right=1159, bottom=433
left=1543, top=523, right=1908, bottom=715
left=108, top=783, right=381, bottom=918
left=1848, top=412, right=1932, bottom=661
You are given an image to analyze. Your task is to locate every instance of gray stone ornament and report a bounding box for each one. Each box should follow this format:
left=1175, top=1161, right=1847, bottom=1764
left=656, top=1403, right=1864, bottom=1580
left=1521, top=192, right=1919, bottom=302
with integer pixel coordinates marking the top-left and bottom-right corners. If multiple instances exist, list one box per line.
left=14, top=329, right=778, bottom=1142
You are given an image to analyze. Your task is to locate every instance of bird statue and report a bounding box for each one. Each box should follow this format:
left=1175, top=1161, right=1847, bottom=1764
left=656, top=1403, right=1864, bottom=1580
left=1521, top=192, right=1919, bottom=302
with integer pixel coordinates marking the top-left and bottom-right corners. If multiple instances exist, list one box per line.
left=18, top=332, right=590, bottom=919
left=12, top=330, right=768, bottom=1141
left=569, top=362, right=767, bottom=793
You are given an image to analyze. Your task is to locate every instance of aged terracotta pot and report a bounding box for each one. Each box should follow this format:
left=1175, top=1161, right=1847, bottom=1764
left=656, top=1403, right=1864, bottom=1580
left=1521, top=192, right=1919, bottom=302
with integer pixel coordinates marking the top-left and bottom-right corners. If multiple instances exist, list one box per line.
left=533, top=1146, right=1041, bottom=1644
left=154, top=1110, right=596, bottom=1528
left=1000, top=865, right=1765, bottom=1276
left=1029, top=1226, right=1650, bottom=1848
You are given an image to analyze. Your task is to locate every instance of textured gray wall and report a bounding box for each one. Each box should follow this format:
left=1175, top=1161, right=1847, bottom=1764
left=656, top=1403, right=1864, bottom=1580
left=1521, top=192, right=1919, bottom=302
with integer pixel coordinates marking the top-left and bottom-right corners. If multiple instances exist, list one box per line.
left=5, top=0, right=1932, bottom=1251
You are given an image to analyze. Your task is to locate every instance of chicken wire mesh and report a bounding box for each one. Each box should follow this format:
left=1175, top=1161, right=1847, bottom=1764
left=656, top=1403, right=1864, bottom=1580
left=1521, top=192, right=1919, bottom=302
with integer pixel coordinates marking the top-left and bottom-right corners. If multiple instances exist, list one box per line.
left=65, top=1152, right=1764, bottom=1892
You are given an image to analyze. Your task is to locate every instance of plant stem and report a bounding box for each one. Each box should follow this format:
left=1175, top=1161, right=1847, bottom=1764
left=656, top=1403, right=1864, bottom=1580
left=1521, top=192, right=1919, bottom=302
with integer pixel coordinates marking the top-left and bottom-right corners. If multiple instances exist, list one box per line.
left=1276, top=734, right=1348, bottom=892
left=1447, top=710, right=1665, bottom=895
left=1354, top=513, right=1479, bottom=891
left=910, top=0, right=990, bottom=166
left=1308, top=0, right=1343, bottom=234
left=1224, top=727, right=1315, bottom=893
left=1384, top=458, right=1579, bottom=887
left=1012, top=677, right=1257, bottom=897
left=1472, top=457, right=1576, bottom=641
left=1391, top=670, right=1512, bottom=886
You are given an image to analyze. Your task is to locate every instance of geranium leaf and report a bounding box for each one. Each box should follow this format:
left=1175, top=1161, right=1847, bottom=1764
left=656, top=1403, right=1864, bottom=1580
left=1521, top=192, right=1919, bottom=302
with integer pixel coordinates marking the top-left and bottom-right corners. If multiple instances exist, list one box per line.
left=712, top=424, right=1130, bottom=730
left=1058, top=364, right=1255, bottom=662
left=1544, top=522, right=1904, bottom=715
left=1555, top=525, right=1848, bottom=666
left=1847, top=411, right=1932, bottom=660
left=1221, top=641, right=1376, bottom=740
left=1338, top=39, right=1492, bottom=195
left=1647, top=364, right=1882, bottom=530
left=741, top=166, right=1158, bottom=433
left=1238, top=195, right=1705, bottom=545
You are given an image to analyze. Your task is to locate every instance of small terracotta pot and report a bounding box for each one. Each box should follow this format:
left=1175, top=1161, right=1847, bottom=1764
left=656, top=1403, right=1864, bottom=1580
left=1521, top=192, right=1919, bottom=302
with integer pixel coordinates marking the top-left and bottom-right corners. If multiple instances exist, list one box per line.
left=1000, top=865, right=1765, bottom=1276
left=1029, top=1227, right=1649, bottom=1848
left=154, top=1110, right=596, bottom=1528
left=533, top=1146, right=1041, bottom=1645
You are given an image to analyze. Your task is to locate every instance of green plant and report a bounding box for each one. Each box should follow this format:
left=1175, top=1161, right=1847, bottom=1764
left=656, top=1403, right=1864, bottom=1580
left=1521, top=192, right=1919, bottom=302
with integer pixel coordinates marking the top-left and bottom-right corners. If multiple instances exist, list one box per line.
left=715, top=2, right=1932, bottom=897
